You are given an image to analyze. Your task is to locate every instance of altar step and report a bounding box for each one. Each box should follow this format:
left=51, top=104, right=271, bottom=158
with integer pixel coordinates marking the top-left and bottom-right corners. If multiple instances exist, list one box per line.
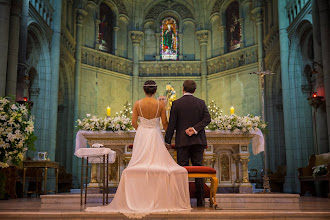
left=41, top=193, right=300, bottom=209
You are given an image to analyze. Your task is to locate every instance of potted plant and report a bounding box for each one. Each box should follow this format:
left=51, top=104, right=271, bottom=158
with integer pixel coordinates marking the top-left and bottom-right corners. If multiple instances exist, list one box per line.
left=0, top=96, right=36, bottom=199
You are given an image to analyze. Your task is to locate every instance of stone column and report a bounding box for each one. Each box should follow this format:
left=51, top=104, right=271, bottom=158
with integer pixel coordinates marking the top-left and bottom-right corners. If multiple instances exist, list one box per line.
left=155, top=32, right=160, bottom=61
left=219, top=26, right=225, bottom=55
left=130, top=31, right=143, bottom=103
left=6, top=0, right=22, bottom=96
left=73, top=9, right=87, bottom=186
left=179, top=33, right=183, bottom=60
left=16, top=0, right=28, bottom=101
left=0, top=0, right=11, bottom=97
left=113, top=26, right=119, bottom=55
left=196, top=30, right=209, bottom=102
left=238, top=18, right=245, bottom=48
left=252, top=7, right=264, bottom=70
left=278, top=0, right=296, bottom=193
left=311, top=0, right=329, bottom=154
left=94, top=19, right=100, bottom=49
left=67, top=0, right=73, bottom=32
left=318, top=0, right=330, bottom=152
left=48, top=0, right=62, bottom=162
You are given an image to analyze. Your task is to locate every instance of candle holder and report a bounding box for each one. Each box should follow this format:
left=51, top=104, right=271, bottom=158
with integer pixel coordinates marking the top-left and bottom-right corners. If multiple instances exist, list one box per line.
left=307, top=96, right=324, bottom=110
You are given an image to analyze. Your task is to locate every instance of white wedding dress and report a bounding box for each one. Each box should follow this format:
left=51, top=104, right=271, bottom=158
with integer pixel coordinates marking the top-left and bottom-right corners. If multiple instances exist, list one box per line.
left=86, top=101, right=191, bottom=218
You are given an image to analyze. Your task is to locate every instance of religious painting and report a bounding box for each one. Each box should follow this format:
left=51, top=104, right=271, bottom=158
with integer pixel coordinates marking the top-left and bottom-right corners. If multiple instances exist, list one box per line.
left=226, top=1, right=241, bottom=52
left=99, top=3, right=113, bottom=53
left=161, top=18, right=178, bottom=60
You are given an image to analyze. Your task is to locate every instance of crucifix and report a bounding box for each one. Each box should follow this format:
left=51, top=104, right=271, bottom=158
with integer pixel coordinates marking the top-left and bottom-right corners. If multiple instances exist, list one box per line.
left=250, top=68, right=274, bottom=192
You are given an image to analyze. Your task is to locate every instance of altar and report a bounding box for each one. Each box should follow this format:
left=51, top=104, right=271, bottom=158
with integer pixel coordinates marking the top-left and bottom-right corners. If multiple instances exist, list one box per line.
left=75, top=130, right=264, bottom=193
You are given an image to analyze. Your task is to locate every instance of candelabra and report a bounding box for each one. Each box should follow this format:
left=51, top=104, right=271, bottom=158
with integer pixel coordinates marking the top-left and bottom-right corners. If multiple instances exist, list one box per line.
left=250, top=68, right=274, bottom=192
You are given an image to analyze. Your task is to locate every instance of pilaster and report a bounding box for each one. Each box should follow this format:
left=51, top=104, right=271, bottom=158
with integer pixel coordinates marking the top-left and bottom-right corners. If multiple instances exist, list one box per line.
left=130, top=31, right=144, bottom=102
left=94, top=19, right=100, bottom=49
left=196, top=30, right=209, bottom=103
left=155, top=32, right=160, bottom=61
left=6, top=0, right=22, bottom=96
left=179, top=33, right=183, bottom=60
left=113, top=26, right=119, bottom=55
left=0, top=0, right=12, bottom=96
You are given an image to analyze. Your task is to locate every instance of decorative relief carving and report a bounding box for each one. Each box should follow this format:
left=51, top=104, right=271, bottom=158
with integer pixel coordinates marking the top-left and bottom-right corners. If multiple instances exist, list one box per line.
left=76, top=9, right=88, bottom=25
left=207, top=45, right=258, bottom=75
left=139, top=61, right=201, bottom=77
left=211, top=0, right=225, bottom=15
left=82, top=47, right=132, bottom=76
left=145, top=2, right=194, bottom=20
left=60, top=27, right=76, bottom=59
left=220, top=154, right=230, bottom=181
left=196, top=30, right=209, bottom=44
left=111, top=0, right=128, bottom=16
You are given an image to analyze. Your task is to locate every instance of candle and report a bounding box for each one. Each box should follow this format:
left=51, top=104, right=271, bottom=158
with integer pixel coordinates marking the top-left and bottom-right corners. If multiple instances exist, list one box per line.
left=230, top=106, right=234, bottom=115
left=107, top=107, right=111, bottom=116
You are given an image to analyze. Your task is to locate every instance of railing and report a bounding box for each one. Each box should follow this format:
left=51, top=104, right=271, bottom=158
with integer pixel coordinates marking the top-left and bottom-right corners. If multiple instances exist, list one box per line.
left=207, top=45, right=258, bottom=75
left=139, top=61, right=201, bottom=77
left=61, top=27, right=75, bottom=58
left=285, top=0, right=310, bottom=24
left=81, top=47, right=133, bottom=76
left=29, top=0, right=54, bottom=26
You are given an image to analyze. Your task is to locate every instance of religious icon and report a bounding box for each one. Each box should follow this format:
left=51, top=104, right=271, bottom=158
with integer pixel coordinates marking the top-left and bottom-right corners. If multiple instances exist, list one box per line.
left=161, top=18, right=178, bottom=60
left=164, top=84, right=177, bottom=120
left=163, top=24, right=175, bottom=52
left=226, top=1, right=241, bottom=51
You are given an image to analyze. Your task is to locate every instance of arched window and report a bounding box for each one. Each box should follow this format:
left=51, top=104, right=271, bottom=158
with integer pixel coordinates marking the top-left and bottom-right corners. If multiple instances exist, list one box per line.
left=226, top=1, right=241, bottom=52
left=99, top=3, right=113, bottom=53
left=161, top=17, right=178, bottom=60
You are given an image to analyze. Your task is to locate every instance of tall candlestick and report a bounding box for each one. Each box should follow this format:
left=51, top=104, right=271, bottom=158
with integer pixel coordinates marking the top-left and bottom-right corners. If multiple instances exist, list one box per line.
left=107, top=107, right=111, bottom=116
left=230, top=106, right=234, bottom=115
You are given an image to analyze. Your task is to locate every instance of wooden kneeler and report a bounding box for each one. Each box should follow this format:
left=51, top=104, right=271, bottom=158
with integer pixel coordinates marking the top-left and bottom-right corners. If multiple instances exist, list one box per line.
left=184, top=166, right=218, bottom=209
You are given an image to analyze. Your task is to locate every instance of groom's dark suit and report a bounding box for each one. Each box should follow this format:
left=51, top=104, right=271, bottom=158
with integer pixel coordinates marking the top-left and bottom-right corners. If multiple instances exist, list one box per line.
left=165, top=94, right=211, bottom=206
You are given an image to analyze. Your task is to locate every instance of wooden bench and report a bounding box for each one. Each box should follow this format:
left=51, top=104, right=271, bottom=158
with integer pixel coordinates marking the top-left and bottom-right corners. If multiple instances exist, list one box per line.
left=298, top=153, right=330, bottom=198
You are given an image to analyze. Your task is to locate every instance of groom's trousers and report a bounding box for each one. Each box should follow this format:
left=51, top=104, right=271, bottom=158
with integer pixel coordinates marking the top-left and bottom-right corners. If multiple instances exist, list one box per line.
left=176, top=144, right=204, bottom=201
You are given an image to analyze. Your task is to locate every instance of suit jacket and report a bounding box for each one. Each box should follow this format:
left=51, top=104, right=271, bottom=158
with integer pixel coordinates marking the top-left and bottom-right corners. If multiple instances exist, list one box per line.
left=165, top=95, right=211, bottom=148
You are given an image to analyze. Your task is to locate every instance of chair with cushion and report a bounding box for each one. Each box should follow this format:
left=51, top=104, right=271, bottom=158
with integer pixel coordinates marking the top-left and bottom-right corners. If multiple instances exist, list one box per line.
left=184, top=166, right=218, bottom=208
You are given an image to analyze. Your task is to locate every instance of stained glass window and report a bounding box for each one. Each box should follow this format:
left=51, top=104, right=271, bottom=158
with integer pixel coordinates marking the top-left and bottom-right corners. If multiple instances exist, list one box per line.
left=226, top=1, right=241, bottom=52
left=161, top=18, right=178, bottom=60
left=99, top=3, right=113, bottom=53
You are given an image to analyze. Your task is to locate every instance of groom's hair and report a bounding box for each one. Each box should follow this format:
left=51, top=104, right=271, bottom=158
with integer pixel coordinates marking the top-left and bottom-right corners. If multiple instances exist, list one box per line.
left=183, top=80, right=196, bottom=93
left=143, top=80, right=157, bottom=95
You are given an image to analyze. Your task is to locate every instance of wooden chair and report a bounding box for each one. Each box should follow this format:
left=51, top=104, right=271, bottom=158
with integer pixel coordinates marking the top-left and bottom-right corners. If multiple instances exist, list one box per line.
left=184, top=166, right=218, bottom=209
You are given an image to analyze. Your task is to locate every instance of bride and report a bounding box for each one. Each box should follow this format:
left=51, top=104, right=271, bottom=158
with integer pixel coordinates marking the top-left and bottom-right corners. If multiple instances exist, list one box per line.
left=86, top=80, right=191, bottom=218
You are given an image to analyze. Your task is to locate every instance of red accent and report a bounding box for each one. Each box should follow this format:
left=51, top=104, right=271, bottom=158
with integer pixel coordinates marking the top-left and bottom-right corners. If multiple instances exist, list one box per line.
left=189, top=182, right=210, bottom=198
left=128, top=145, right=133, bottom=149
left=184, top=166, right=216, bottom=174
left=313, top=93, right=317, bottom=98
left=23, top=97, right=27, bottom=101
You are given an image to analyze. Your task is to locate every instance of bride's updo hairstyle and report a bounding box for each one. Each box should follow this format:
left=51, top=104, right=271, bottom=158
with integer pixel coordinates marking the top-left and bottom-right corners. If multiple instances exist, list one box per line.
left=143, top=80, right=157, bottom=95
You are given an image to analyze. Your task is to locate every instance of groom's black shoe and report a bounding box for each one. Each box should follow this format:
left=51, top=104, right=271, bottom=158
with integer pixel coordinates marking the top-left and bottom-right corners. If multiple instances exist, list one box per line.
left=196, top=198, right=205, bottom=207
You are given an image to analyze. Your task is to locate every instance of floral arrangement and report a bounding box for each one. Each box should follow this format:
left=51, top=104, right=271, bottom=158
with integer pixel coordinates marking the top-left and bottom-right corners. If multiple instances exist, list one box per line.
left=207, top=114, right=267, bottom=132
left=0, top=97, right=36, bottom=168
left=77, top=114, right=133, bottom=131
left=312, top=165, right=328, bottom=177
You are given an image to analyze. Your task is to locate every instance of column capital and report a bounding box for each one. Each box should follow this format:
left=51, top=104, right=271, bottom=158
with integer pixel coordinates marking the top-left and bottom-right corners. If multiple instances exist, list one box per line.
left=196, top=30, right=209, bottom=45
left=76, top=9, right=88, bottom=26
left=251, top=7, right=263, bottom=24
left=154, top=32, right=161, bottom=39
left=113, top=26, right=119, bottom=32
left=130, top=31, right=144, bottom=45
left=95, top=19, right=100, bottom=25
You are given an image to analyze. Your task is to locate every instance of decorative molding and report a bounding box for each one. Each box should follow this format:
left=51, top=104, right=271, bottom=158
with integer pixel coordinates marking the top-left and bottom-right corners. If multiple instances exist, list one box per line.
left=196, top=30, right=209, bottom=45
left=145, top=1, right=194, bottom=20
left=81, top=46, right=132, bottom=76
left=139, top=61, right=201, bottom=77
left=29, top=0, right=54, bottom=27
left=29, top=88, right=40, bottom=96
left=60, top=27, right=76, bottom=62
left=207, top=45, right=258, bottom=75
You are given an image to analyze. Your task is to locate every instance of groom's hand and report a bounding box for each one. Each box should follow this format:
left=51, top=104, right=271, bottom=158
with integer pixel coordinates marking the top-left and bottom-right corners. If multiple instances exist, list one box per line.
left=185, top=127, right=195, bottom=136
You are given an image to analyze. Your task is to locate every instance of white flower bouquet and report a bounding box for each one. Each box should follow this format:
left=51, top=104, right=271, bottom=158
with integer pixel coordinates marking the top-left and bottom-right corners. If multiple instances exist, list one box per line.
left=312, top=165, right=328, bottom=177
left=207, top=114, right=267, bottom=132
left=0, top=97, right=36, bottom=168
left=77, top=114, right=133, bottom=132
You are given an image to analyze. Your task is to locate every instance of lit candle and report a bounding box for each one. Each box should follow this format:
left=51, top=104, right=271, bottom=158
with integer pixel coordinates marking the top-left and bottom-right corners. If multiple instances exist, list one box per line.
left=230, top=106, right=234, bottom=115
left=107, top=107, right=111, bottom=116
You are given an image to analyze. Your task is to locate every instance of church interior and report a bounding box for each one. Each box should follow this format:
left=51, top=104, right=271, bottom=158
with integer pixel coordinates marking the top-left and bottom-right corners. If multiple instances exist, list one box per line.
left=0, top=0, right=330, bottom=219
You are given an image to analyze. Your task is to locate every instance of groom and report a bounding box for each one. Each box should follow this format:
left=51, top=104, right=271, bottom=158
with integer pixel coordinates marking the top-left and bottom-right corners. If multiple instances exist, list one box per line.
left=165, top=80, right=211, bottom=207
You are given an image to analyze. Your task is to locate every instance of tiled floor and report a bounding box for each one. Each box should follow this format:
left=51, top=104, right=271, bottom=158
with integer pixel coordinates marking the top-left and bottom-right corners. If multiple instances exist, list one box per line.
left=0, top=196, right=330, bottom=219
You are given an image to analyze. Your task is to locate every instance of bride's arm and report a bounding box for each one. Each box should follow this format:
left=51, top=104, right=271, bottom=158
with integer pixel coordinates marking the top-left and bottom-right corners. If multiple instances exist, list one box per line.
left=132, top=101, right=139, bottom=130
left=160, top=102, right=168, bottom=131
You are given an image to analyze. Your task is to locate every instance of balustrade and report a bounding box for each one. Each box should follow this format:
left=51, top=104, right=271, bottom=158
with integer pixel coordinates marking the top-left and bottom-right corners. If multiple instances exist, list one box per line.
left=29, top=0, right=53, bottom=27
